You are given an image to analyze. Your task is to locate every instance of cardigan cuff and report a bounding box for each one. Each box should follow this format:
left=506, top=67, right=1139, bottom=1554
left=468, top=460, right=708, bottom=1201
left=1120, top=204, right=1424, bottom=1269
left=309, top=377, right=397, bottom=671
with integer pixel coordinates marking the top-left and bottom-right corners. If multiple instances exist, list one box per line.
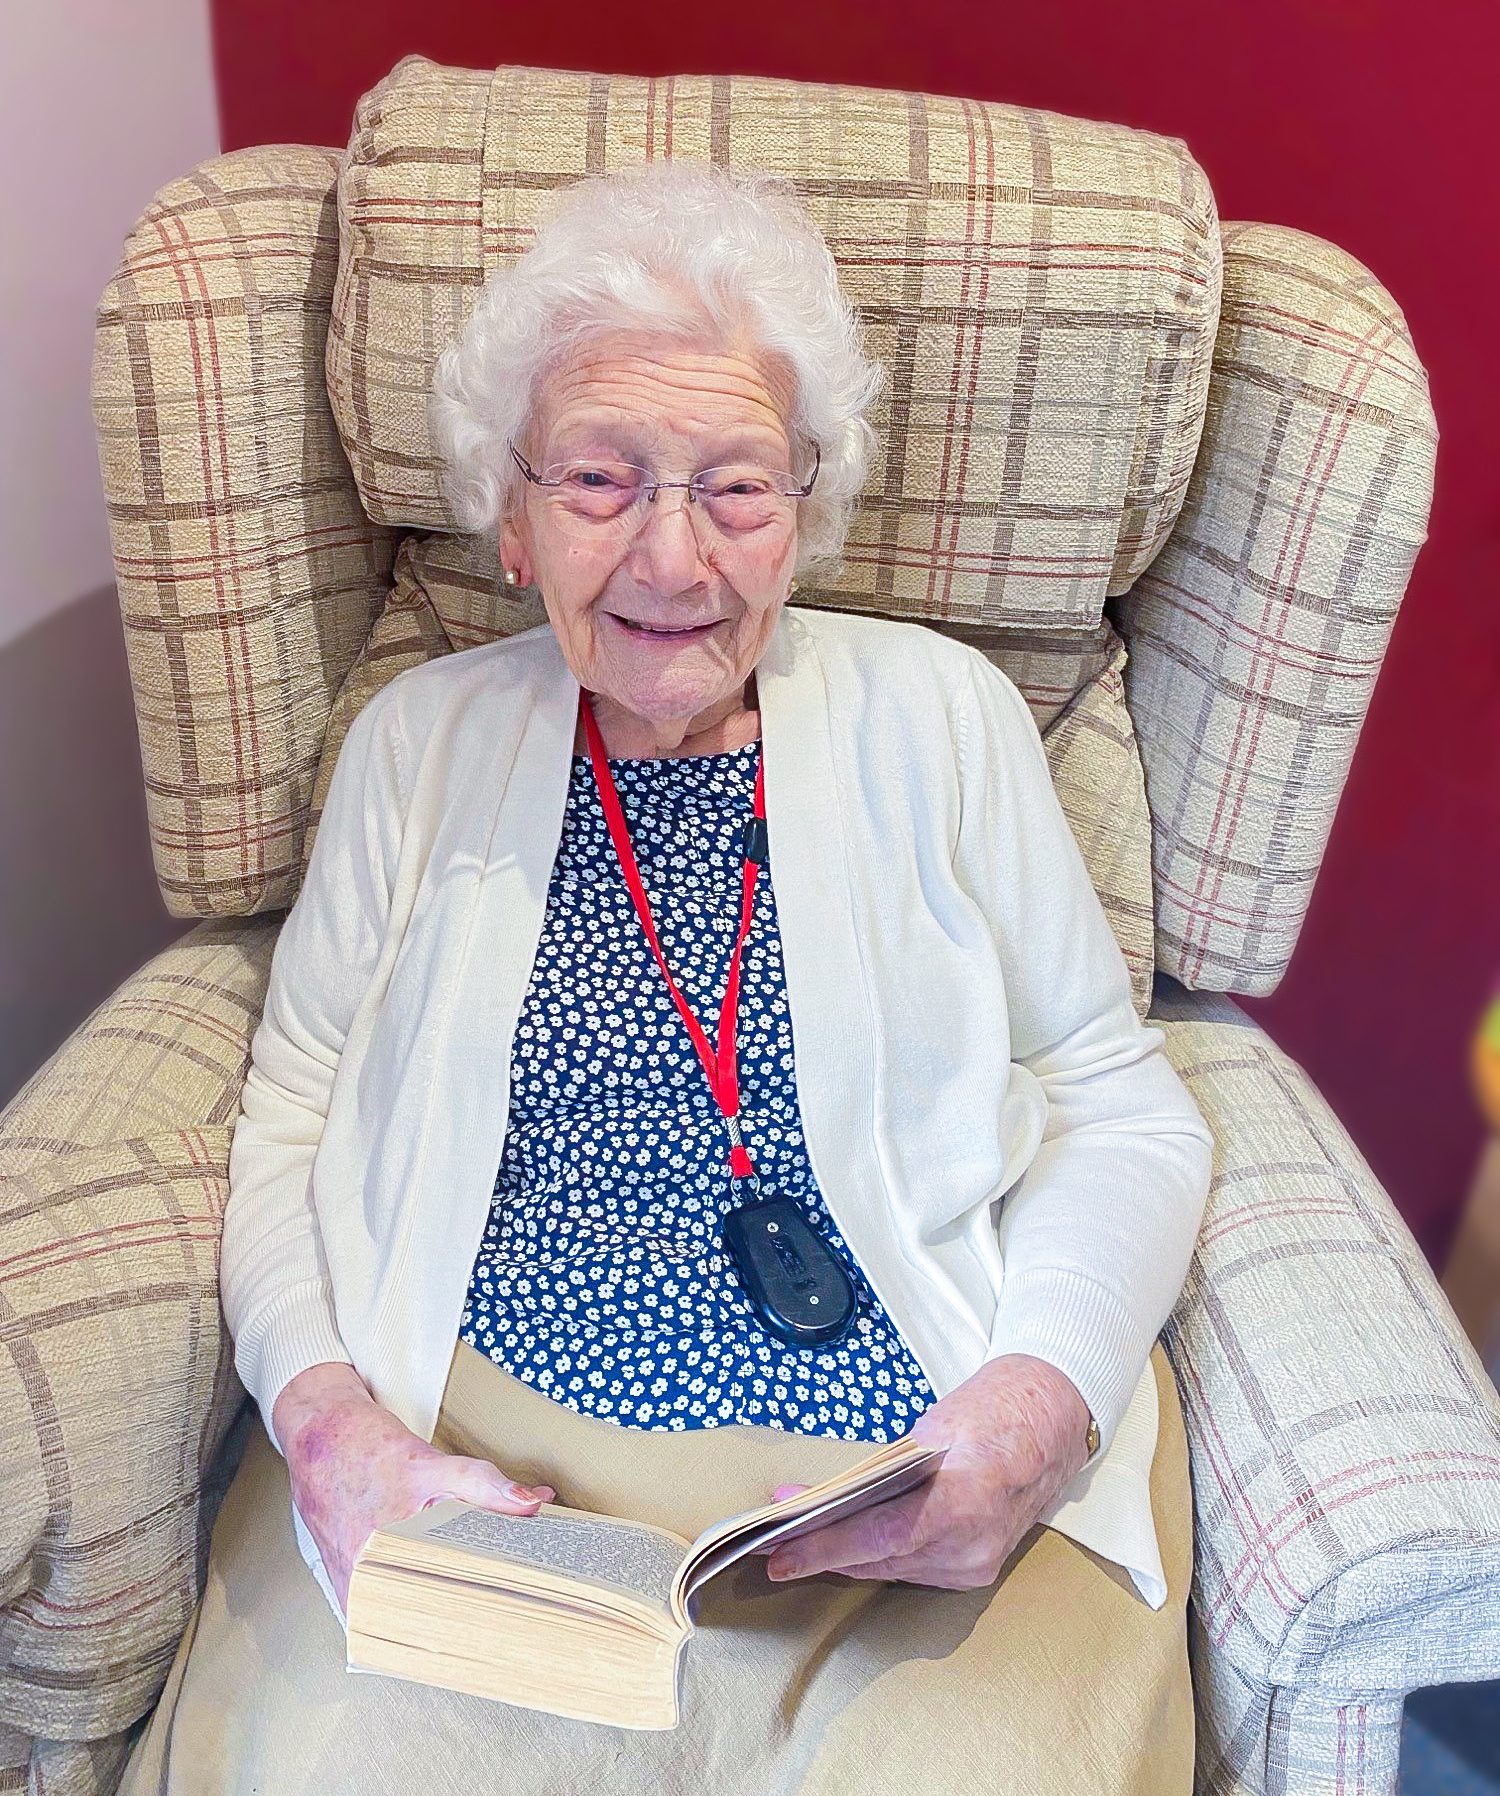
left=232, top=1279, right=357, bottom=1457
left=984, top=1265, right=1147, bottom=1453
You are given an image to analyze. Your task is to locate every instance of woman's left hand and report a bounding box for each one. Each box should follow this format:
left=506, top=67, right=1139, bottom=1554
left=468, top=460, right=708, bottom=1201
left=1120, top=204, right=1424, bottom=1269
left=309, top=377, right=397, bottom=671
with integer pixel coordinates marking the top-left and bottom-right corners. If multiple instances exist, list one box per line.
left=760, top=1353, right=1094, bottom=1590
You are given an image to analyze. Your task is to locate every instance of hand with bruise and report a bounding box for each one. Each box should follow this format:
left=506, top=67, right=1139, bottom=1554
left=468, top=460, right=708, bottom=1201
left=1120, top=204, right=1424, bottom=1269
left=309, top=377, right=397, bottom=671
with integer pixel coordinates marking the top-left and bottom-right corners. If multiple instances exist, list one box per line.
left=759, top=1353, right=1093, bottom=1590
left=272, top=1362, right=556, bottom=1616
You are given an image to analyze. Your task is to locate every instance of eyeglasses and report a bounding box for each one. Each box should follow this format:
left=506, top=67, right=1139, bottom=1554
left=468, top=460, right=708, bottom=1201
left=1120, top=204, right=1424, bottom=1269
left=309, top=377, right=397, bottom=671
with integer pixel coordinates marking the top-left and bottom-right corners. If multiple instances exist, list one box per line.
left=508, top=439, right=820, bottom=535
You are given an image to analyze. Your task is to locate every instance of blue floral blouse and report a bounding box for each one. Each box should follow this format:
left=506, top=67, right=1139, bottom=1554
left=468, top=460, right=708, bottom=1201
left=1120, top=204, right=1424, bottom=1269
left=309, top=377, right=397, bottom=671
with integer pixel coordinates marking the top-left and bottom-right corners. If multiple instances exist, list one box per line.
left=458, top=738, right=938, bottom=1442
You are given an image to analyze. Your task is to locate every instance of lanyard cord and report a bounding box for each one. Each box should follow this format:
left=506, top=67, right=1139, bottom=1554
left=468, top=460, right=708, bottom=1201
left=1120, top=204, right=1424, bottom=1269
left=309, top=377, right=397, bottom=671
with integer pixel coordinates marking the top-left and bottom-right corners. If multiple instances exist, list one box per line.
left=578, top=689, right=766, bottom=1187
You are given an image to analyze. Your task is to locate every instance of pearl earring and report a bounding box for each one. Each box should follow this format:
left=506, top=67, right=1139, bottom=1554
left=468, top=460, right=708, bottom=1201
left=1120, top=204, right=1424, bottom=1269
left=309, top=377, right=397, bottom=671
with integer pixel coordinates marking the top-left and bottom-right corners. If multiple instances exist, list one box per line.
left=503, top=568, right=520, bottom=586
left=789, top=579, right=799, bottom=594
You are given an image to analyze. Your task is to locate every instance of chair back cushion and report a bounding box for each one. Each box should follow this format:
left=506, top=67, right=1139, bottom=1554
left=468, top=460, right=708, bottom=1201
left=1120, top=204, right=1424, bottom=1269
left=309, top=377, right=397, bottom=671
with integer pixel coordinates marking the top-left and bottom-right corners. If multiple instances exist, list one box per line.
left=92, top=59, right=1435, bottom=1005
left=327, top=55, right=1223, bottom=633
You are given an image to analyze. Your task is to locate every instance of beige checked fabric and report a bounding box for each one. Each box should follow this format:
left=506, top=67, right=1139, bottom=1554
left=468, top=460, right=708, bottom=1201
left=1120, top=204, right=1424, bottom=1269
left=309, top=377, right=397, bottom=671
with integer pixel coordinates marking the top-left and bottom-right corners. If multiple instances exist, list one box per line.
left=1151, top=978, right=1500, bottom=1794
left=0, top=1127, right=247, bottom=1787
left=0, top=923, right=275, bottom=1794
left=91, top=147, right=398, bottom=922
left=327, top=55, right=1223, bottom=629
left=1112, top=223, right=1438, bottom=995
left=35, top=47, right=1474, bottom=1796
left=87, top=62, right=1439, bottom=1011
left=0, top=919, right=279, bottom=1173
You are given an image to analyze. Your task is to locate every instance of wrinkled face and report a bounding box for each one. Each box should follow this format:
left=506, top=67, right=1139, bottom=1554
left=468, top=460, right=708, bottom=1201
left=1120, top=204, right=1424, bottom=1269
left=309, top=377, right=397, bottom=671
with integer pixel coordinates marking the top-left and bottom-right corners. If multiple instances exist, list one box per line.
left=500, top=328, right=803, bottom=729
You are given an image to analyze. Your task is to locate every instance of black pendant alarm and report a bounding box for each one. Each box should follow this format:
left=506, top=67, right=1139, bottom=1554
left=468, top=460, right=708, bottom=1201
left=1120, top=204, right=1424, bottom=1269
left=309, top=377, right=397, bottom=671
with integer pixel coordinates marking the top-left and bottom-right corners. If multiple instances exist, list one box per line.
left=721, top=1190, right=860, bottom=1348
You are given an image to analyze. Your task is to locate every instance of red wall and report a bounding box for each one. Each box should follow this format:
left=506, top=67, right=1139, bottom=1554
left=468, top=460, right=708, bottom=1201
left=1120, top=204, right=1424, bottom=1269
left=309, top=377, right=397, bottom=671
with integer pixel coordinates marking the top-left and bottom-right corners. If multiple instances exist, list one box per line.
left=211, top=1, right=1500, bottom=1263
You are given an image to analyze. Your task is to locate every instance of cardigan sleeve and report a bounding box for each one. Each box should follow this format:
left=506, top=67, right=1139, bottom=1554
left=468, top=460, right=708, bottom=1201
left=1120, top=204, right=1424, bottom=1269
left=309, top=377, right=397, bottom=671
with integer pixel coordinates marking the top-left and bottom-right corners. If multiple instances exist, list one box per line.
left=221, top=689, right=408, bottom=1456
left=953, top=650, right=1216, bottom=1451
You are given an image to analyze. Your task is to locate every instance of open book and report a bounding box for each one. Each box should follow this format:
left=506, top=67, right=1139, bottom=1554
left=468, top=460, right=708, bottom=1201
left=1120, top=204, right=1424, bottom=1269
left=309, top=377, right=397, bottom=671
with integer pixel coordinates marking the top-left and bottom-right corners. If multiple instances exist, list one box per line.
left=344, top=1431, right=946, bottom=1729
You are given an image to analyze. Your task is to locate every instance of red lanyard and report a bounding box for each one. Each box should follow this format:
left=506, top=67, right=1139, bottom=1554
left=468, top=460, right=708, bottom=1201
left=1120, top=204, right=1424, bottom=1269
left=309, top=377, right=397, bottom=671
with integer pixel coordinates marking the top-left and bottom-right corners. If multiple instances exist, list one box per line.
left=578, top=688, right=765, bottom=1188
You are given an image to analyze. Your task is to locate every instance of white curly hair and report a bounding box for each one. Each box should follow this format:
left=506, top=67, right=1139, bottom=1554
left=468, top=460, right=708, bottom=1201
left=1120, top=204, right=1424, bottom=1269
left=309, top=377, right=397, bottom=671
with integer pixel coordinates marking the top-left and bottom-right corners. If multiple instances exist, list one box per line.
left=428, top=160, right=888, bottom=583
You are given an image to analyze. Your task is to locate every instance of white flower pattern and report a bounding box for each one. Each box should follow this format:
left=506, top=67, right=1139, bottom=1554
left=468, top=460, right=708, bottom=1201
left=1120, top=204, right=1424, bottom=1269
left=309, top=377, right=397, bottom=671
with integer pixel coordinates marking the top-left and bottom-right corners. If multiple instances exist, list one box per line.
left=458, top=739, right=938, bottom=1441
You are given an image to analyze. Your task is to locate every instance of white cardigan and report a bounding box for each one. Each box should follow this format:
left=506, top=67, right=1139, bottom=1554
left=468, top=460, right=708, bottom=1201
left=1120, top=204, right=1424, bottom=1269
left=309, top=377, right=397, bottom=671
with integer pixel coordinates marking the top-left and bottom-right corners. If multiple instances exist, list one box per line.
left=222, top=602, right=1215, bottom=1624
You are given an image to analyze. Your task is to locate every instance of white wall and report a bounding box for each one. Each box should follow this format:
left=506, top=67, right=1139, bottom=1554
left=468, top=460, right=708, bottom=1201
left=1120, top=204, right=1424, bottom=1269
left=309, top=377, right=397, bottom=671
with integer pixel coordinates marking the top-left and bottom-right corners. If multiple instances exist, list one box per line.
left=0, top=0, right=220, bottom=1106
left=0, top=0, right=220, bottom=648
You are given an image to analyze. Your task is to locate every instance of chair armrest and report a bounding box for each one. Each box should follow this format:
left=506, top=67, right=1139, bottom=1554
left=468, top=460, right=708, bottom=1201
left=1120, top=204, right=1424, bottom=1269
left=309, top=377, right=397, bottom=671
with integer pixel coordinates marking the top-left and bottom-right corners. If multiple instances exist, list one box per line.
left=0, top=1133, right=249, bottom=1747
left=0, top=920, right=276, bottom=1763
left=1151, top=977, right=1500, bottom=1790
left=0, top=917, right=278, bottom=1169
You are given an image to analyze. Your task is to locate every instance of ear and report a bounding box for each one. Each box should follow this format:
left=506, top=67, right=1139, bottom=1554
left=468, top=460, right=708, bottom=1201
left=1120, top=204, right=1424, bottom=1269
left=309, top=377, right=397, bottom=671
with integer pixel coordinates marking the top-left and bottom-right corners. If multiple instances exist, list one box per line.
left=499, top=518, right=533, bottom=587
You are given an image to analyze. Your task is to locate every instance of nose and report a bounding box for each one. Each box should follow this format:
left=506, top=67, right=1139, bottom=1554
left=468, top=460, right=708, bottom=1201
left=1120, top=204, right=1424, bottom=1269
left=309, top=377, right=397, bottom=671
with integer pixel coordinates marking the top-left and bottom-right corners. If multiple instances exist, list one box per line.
left=629, top=484, right=714, bottom=593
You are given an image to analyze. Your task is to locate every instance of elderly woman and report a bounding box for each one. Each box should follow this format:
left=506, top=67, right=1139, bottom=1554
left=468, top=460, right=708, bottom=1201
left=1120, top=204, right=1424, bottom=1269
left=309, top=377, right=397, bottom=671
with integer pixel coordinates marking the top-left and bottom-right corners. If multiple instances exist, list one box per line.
left=119, top=161, right=1215, bottom=1796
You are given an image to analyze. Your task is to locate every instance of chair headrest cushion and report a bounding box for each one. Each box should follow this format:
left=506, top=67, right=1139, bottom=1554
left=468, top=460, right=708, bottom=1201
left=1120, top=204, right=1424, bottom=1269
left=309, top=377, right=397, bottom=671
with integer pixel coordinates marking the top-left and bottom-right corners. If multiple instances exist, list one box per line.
left=328, top=55, right=1223, bottom=630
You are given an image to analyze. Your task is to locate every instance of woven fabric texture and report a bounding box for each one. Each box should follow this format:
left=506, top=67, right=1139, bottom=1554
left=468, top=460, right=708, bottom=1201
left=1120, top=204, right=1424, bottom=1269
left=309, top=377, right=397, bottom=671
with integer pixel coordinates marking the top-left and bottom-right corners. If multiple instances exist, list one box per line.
left=1113, top=224, right=1438, bottom=995
left=0, top=1725, right=136, bottom=1796
left=0, top=919, right=279, bottom=1173
left=0, top=1129, right=244, bottom=1742
left=86, top=69, right=1438, bottom=1009
left=1152, top=979, right=1500, bottom=1793
left=91, top=147, right=397, bottom=922
left=0, top=923, right=277, bottom=1786
left=327, top=55, right=1222, bottom=628
left=56, top=52, right=1460, bottom=1796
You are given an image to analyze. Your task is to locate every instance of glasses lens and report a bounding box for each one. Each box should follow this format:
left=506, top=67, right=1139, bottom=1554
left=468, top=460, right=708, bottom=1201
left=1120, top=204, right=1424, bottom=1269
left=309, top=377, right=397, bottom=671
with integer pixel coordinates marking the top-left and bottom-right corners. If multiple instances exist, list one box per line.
left=694, top=465, right=799, bottom=532
left=539, top=459, right=802, bottom=532
left=542, top=460, right=648, bottom=521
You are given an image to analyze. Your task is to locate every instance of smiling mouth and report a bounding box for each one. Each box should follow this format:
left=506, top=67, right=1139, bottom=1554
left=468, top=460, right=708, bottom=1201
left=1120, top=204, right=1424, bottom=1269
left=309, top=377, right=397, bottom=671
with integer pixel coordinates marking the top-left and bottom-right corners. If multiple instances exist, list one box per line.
left=608, top=614, right=723, bottom=640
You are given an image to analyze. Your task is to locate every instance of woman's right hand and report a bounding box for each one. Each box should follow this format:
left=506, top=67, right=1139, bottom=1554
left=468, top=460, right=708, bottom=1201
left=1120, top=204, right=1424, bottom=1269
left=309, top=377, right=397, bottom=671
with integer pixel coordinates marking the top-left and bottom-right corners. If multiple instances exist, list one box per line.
left=272, top=1362, right=555, bottom=1616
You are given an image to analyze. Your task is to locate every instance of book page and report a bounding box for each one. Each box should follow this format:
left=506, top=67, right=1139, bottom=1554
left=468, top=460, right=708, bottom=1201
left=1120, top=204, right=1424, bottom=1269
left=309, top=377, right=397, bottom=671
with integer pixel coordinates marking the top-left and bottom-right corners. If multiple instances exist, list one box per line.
left=419, top=1506, right=688, bottom=1614
left=358, top=1441, right=945, bottom=1636
left=679, top=1445, right=947, bottom=1605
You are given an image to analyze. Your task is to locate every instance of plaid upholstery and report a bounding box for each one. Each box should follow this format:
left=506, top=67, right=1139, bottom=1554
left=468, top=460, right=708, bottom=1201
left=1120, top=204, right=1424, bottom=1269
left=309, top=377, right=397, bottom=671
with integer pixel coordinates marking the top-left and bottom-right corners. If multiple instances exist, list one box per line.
left=1112, top=226, right=1438, bottom=995
left=298, top=562, right=450, bottom=868
left=0, top=924, right=274, bottom=1790
left=87, top=68, right=1438, bottom=1012
left=328, top=55, right=1222, bottom=629
left=300, top=549, right=1157, bottom=1018
left=0, top=1131, right=246, bottom=1746
left=1154, top=978, right=1500, bottom=1793
left=0, top=1727, right=137, bottom=1796
left=1187, top=1617, right=1410, bottom=1796
left=92, top=147, right=397, bottom=922
left=35, top=50, right=1457, bottom=1796
left=1036, top=641, right=1156, bottom=1019
left=0, top=919, right=278, bottom=1174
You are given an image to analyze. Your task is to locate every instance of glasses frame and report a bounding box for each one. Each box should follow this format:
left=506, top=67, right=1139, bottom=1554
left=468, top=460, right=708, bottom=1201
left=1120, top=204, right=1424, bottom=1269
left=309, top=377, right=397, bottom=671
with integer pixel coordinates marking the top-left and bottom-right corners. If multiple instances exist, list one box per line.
left=507, top=439, right=821, bottom=523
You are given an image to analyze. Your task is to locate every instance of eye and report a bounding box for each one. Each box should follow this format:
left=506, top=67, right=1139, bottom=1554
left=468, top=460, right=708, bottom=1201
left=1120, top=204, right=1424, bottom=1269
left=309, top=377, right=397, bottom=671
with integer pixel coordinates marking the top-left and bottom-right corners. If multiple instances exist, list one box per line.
left=564, top=464, right=635, bottom=491
left=695, top=466, right=797, bottom=532
left=696, top=467, right=775, bottom=497
left=546, top=461, right=645, bottom=519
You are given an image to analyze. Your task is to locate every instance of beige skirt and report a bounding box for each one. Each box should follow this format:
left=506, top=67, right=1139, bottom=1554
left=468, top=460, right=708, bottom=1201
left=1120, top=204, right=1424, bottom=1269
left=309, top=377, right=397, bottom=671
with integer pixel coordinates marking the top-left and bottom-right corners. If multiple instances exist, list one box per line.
left=118, top=1339, right=1195, bottom=1795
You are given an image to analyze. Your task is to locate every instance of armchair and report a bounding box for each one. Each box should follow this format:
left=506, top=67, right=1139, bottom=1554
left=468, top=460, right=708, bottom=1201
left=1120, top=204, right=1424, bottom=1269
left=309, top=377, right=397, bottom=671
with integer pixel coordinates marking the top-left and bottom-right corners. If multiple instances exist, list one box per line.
left=3, top=56, right=1497, bottom=1796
